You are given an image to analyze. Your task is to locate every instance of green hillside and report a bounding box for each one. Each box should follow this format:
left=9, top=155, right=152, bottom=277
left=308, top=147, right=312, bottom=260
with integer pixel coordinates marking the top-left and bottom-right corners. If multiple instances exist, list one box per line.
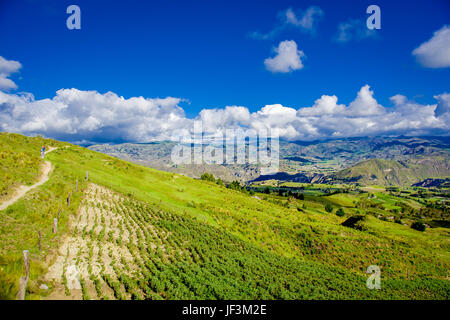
left=0, top=133, right=449, bottom=300
left=0, top=133, right=64, bottom=200
left=331, top=158, right=450, bottom=186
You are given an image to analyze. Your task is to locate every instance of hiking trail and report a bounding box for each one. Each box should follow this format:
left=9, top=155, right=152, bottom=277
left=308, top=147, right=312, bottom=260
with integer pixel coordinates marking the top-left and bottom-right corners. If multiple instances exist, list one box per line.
left=0, top=147, right=58, bottom=211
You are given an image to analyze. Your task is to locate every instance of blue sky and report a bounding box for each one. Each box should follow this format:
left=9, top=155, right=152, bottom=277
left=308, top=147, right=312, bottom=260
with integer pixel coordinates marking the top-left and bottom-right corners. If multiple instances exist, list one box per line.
left=0, top=0, right=449, bottom=143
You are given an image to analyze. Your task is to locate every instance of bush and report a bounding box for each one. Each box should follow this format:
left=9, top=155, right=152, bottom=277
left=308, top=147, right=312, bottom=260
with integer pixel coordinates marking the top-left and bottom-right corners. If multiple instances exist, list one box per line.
left=325, top=203, right=333, bottom=213
left=335, top=208, right=345, bottom=217
left=200, top=172, right=216, bottom=182
left=228, top=180, right=242, bottom=191
left=341, top=215, right=367, bottom=231
left=411, top=221, right=426, bottom=232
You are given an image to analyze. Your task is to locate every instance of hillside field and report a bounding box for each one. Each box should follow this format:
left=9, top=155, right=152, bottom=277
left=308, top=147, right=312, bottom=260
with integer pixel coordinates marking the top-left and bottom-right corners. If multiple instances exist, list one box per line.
left=0, top=133, right=449, bottom=300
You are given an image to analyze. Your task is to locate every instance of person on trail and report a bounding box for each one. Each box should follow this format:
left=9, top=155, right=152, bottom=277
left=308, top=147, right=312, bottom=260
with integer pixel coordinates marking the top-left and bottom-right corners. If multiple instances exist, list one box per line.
left=41, top=145, right=45, bottom=159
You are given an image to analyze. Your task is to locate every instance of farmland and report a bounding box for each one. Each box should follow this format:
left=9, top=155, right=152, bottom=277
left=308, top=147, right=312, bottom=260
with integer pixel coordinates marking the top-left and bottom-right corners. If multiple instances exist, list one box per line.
left=0, top=133, right=449, bottom=300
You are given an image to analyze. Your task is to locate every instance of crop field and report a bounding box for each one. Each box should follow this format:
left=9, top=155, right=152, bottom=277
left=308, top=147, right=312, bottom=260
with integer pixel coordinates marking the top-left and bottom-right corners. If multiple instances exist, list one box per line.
left=0, top=133, right=449, bottom=300
left=40, top=183, right=449, bottom=300
left=42, top=184, right=380, bottom=300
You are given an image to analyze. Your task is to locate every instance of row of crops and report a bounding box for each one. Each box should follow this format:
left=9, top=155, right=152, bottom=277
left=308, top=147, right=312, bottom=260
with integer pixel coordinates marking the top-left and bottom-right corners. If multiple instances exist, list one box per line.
left=51, top=184, right=447, bottom=300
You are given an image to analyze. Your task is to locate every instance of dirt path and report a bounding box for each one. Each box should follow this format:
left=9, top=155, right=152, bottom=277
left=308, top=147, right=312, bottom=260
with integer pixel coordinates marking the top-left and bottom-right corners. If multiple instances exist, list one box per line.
left=0, top=147, right=57, bottom=211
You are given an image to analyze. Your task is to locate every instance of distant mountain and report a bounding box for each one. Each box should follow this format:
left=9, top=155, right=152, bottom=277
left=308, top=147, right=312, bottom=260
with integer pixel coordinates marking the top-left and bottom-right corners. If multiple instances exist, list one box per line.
left=89, top=136, right=450, bottom=185
left=325, top=157, right=450, bottom=186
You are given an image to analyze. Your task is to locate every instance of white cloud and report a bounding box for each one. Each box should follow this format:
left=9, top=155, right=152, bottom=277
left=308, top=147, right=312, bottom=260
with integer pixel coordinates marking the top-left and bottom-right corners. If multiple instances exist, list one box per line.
left=434, top=93, right=450, bottom=117
left=0, top=56, right=22, bottom=91
left=199, top=106, right=250, bottom=133
left=333, top=19, right=377, bottom=43
left=264, top=40, right=305, bottom=73
left=250, top=6, right=324, bottom=39
left=0, top=56, right=448, bottom=143
left=346, top=85, right=385, bottom=116
left=284, top=6, right=324, bottom=31
left=0, top=89, right=190, bottom=143
left=1, top=85, right=448, bottom=143
left=297, top=95, right=345, bottom=116
left=412, top=25, right=450, bottom=68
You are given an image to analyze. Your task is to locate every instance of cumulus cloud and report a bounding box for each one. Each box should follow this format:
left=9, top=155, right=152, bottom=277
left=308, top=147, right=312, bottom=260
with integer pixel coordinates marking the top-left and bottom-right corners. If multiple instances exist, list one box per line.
left=0, top=55, right=448, bottom=143
left=0, top=89, right=190, bottom=143
left=1, top=84, right=448, bottom=144
left=199, top=106, right=250, bottom=133
left=264, top=40, right=305, bottom=73
left=0, top=56, right=22, bottom=91
left=333, top=19, right=377, bottom=43
left=297, top=95, right=345, bottom=116
left=434, top=93, right=450, bottom=118
left=250, top=6, right=324, bottom=40
left=412, top=25, right=450, bottom=68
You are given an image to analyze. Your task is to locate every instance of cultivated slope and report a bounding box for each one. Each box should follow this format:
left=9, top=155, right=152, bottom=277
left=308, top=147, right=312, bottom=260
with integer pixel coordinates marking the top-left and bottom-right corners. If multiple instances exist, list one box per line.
left=0, top=133, right=449, bottom=299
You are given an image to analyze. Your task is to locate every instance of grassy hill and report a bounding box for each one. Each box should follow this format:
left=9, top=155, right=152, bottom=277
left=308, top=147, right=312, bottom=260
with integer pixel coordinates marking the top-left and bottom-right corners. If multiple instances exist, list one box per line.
left=330, top=158, right=450, bottom=186
left=0, top=133, right=449, bottom=299
left=0, top=133, right=65, bottom=200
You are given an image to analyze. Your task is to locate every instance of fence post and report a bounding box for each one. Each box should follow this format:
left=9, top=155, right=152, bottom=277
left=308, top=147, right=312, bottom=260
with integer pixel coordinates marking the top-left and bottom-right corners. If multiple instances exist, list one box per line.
left=38, top=231, right=42, bottom=251
left=67, top=192, right=71, bottom=206
left=58, top=204, right=61, bottom=220
left=53, top=218, right=58, bottom=234
left=18, top=250, right=29, bottom=300
left=85, top=171, right=89, bottom=181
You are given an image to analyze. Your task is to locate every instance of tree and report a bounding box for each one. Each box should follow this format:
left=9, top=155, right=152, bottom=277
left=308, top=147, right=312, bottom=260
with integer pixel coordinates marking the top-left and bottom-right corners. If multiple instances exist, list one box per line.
left=411, top=221, right=426, bottom=232
left=200, top=172, right=216, bottom=183
left=228, top=180, right=242, bottom=191
left=335, top=208, right=345, bottom=217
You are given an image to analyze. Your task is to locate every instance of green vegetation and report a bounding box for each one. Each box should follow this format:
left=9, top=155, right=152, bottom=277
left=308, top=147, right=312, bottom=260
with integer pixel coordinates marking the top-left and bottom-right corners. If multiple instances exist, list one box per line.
left=411, top=221, right=426, bottom=232
left=0, top=133, right=449, bottom=300
left=325, top=203, right=333, bottom=213
left=0, top=133, right=62, bottom=199
left=335, top=208, right=345, bottom=217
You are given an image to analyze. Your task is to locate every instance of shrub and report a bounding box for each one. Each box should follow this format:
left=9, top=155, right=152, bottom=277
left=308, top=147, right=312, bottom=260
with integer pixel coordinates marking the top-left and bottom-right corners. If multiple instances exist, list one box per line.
left=341, top=215, right=367, bottom=231
left=325, top=203, right=333, bottom=213
left=200, top=172, right=216, bottom=182
left=411, top=221, right=426, bottom=232
left=335, top=208, right=345, bottom=217
left=228, top=180, right=242, bottom=191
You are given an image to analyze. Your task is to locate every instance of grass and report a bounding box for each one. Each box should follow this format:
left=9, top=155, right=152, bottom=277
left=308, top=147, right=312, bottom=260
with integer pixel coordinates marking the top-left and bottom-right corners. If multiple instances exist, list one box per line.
left=0, top=133, right=65, bottom=199
left=0, top=133, right=449, bottom=299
